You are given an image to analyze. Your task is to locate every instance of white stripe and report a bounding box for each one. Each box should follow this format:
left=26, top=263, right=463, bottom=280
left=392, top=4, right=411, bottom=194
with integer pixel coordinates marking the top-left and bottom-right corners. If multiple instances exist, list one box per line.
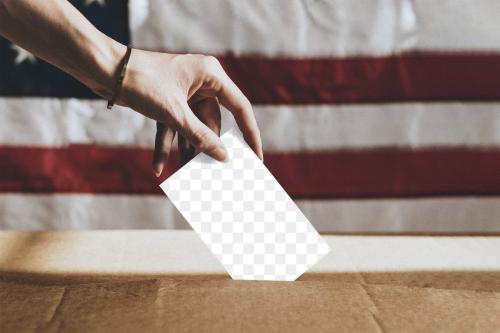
left=2, top=98, right=500, bottom=150
left=0, top=194, right=183, bottom=230
left=253, top=103, right=500, bottom=151
left=131, top=0, right=500, bottom=56
left=0, top=98, right=154, bottom=147
left=300, top=198, right=500, bottom=233
left=1, top=194, right=499, bottom=233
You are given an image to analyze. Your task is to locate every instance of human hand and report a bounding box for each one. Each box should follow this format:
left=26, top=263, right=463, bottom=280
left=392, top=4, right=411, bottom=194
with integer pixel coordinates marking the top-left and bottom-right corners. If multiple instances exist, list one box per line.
left=0, top=1, right=262, bottom=176
left=117, top=49, right=263, bottom=176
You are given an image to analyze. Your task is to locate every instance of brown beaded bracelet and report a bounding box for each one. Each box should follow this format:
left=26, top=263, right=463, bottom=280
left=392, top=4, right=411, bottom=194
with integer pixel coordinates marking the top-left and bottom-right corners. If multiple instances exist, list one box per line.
left=107, top=46, right=132, bottom=110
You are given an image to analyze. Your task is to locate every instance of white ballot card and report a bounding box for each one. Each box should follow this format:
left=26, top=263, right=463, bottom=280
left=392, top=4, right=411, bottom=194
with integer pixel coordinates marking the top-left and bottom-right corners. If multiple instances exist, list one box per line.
left=160, top=128, right=330, bottom=281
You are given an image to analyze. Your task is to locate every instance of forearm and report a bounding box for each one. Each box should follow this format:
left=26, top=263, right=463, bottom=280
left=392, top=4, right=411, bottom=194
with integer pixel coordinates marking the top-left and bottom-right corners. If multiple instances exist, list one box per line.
left=0, top=0, right=125, bottom=98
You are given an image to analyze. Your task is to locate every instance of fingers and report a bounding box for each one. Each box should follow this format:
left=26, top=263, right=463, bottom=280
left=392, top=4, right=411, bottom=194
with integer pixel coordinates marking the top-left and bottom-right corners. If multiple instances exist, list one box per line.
left=178, top=133, right=195, bottom=166
left=152, top=122, right=175, bottom=177
left=193, top=97, right=221, bottom=153
left=210, top=64, right=263, bottom=160
left=179, top=97, right=222, bottom=165
left=179, top=97, right=222, bottom=164
left=176, top=100, right=227, bottom=162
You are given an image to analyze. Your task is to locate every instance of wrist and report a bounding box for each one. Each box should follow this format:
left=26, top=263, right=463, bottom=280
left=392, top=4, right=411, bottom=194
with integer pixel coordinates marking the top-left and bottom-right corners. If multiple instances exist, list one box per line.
left=85, top=35, right=127, bottom=100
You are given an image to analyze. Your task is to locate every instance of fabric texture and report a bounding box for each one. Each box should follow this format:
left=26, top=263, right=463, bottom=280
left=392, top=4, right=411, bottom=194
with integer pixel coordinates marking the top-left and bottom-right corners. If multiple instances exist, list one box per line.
left=0, top=0, right=499, bottom=231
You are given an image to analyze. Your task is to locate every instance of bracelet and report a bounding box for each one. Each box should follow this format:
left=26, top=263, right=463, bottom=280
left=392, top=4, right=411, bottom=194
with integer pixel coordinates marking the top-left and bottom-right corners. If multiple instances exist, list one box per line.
left=107, top=46, right=132, bottom=110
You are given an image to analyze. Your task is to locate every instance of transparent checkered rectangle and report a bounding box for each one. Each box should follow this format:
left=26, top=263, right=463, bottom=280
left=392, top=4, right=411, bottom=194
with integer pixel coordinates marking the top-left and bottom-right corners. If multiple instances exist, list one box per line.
left=160, top=128, right=330, bottom=281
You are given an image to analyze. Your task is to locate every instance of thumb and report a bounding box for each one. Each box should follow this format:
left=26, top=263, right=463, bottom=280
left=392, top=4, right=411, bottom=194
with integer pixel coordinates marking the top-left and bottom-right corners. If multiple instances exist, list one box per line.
left=177, top=101, right=227, bottom=162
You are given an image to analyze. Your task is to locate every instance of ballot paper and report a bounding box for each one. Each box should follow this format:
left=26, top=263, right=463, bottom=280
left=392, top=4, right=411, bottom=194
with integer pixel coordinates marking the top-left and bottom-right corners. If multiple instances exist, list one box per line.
left=160, top=129, right=330, bottom=281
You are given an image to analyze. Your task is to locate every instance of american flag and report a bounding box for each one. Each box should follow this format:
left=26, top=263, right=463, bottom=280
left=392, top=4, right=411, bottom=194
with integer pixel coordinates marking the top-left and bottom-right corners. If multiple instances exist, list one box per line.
left=1, top=0, right=499, bottom=232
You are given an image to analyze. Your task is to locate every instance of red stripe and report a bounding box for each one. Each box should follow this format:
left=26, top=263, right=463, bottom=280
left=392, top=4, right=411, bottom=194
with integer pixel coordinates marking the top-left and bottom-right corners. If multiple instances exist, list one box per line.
left=1, top=145, right=499, bottom=198
left=218, top=53, right=500, bottom=104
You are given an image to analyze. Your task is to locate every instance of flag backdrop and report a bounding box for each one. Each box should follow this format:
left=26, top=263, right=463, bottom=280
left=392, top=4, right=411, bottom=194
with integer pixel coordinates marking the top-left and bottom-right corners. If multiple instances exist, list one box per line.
left=1, top=0, right=499, bottom=232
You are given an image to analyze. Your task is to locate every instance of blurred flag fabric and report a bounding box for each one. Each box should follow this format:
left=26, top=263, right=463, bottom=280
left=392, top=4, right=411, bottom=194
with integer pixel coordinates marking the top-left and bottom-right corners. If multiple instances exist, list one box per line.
left=1, top=0, right=499, bottom=232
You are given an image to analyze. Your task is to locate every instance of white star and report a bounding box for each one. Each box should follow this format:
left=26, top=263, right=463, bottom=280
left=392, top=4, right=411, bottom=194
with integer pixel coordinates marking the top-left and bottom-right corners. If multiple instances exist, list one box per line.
left=10, top=44, right=37, bottom=65
left=84, top=0, right=106, bottom=6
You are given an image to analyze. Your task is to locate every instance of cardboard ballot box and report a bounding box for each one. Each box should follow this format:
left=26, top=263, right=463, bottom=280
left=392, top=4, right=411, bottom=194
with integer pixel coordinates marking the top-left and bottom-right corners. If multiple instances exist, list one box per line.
left=1, top=231, right=500, bottom=332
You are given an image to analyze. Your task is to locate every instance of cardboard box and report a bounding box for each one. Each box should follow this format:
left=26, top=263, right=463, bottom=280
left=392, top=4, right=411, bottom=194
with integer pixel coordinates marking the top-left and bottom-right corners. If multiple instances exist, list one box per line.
left=1, top=231, right=499, bottom=332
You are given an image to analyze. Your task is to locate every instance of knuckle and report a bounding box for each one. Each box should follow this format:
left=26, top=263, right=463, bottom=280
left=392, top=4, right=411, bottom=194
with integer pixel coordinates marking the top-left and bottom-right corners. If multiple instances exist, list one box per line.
left=204, top=55, right=220, bottom=66
left=201, top=55, right=222, bottom=73
left=191, top=127, right=210, bottom=148
left=191, top=128, right=217, bottom=153
left=169, top=54, right=185, bottom=67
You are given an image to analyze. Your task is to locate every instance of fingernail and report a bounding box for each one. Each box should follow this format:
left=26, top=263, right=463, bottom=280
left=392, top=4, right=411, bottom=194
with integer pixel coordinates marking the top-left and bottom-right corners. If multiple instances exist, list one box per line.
left=153, top=162, right=164, bottom=177
left=212, top=145, right=228, bottom=162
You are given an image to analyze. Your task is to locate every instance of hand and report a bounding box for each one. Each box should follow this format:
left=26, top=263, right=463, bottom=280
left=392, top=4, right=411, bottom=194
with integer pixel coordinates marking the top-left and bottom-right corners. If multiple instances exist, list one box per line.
left=117, top=50, right=263, bottom=176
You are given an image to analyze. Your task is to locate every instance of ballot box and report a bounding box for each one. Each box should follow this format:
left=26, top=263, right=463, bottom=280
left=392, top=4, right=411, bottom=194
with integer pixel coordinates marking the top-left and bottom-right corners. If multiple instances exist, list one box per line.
left=1, top=230, right=500, bottom=332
